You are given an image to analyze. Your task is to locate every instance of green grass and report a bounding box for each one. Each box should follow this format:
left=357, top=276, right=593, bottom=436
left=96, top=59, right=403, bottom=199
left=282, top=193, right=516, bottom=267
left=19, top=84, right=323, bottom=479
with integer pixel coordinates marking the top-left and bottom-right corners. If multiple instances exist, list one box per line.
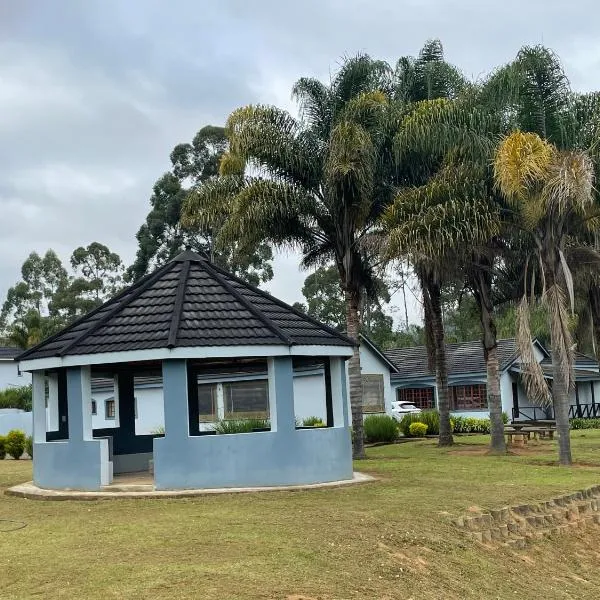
left=3, top=432, right=600, bottom=598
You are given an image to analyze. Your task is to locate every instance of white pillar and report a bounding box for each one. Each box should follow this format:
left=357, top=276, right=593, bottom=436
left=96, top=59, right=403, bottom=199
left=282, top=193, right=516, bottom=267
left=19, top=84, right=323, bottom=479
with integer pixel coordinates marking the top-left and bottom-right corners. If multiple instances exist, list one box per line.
left=330, top=357, right=349, bottom=428
left=46, top=372, right=59, bottom=432
left=32, top=371, right=46, bottom=443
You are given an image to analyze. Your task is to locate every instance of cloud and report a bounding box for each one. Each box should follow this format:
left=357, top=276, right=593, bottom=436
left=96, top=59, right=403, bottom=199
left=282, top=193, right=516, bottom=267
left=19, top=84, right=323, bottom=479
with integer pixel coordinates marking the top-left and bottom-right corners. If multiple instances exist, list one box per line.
left=1, top=0, right=599, bottom=327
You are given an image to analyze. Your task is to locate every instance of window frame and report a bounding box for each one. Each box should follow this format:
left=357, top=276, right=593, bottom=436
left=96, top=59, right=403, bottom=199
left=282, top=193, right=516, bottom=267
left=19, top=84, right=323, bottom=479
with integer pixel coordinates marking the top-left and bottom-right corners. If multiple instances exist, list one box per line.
left=222, top=379, right=270, bottom=420
left=198, top=383, right=218, bottom=423
left=451, top=384, right=487, bottom=411
left=105, top=399, right=116, bottom=420
left=397, top=387, right=435, bottom=410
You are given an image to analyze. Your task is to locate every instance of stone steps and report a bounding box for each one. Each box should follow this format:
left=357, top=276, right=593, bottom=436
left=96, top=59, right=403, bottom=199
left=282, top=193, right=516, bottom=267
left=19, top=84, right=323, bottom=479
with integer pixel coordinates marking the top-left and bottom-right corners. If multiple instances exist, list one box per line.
left=454, top=484, right=600, bottom=548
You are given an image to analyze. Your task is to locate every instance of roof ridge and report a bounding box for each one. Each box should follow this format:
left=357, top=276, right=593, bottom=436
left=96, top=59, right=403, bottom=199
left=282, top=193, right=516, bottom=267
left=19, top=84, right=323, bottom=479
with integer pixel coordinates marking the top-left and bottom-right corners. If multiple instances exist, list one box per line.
left=16, top=267, right=165, bottom=361
left=200, top=260, right=294, bottom=346
left=167, top=259, right=191, bottom=348
left=57, top=260, right=180, bottom=357
left=203, top=260, right=356, bottom=346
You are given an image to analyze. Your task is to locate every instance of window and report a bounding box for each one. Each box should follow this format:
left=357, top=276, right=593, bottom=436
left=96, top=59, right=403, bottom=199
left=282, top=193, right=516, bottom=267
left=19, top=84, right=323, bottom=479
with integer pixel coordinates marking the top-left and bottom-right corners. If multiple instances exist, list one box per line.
left=223, top=380, right=269, bottom=419
left=398, top=387, right=435, bottom=410
left=362, top=374, right=385, bottom=413
left=91, top=400, right=97, bottom=415
left=105, top=399, right=115, bottom=419
left=451, top=385, right=487, bottom=410
left=198, top=384, right=217, bottom=422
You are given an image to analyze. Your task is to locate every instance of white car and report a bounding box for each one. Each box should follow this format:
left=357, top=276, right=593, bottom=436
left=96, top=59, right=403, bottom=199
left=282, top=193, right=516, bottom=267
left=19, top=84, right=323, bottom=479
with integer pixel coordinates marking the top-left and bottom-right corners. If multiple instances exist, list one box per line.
left=391, top=401, right=421, bottom=422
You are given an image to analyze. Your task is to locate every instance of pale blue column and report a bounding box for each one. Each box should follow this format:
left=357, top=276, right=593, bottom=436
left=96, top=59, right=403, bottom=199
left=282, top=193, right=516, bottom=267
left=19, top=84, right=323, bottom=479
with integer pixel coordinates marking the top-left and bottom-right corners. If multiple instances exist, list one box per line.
left=66, top=366, right=93, bottom=441
left=268, top=356, right=295, bottom=432
left=162, top=359, right=190, bottom=439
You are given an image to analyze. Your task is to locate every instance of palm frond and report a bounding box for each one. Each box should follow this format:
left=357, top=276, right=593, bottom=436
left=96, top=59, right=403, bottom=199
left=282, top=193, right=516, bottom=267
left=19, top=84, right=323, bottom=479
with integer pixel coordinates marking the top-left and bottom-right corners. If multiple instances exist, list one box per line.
left=544, top=284, right=575, bottom=391
left=541, top=150, right=595, bottom=215
left=493, top=131, right=555, bottom=203
left=226, top=105, right=322, bottom=190
left=218, top=178, right=318, bottom=250
left=325, top=120, right=375, bottom=224
left=516, top=296, right=552, bottom=406
left=292, top=77, right=331, bottom=132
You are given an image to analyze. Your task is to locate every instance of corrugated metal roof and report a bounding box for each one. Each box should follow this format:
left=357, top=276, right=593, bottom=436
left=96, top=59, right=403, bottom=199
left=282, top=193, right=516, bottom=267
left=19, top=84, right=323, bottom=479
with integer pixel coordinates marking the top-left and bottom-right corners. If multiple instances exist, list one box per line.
left=18, top=251, right=353, bottom=361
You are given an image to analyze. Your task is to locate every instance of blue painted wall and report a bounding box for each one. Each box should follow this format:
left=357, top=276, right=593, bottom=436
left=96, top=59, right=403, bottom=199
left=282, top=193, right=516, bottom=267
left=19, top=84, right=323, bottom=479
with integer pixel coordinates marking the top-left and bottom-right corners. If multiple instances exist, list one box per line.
left=33, top=367, right=109, bottom=490
left=153, top=357, right=353, bottom=490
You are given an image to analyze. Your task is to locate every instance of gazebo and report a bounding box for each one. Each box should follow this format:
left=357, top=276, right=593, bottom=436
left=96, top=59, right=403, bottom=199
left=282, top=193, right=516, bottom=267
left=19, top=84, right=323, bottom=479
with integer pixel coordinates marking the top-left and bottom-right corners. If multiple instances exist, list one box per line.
left=17, top=251, right=355, bottom=492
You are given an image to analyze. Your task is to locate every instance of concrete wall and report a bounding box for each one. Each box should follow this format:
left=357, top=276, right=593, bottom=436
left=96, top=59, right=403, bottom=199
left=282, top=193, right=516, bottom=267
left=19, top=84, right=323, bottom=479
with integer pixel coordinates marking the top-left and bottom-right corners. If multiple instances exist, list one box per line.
left=0, top=408, right=31, bottom=435
left=32, top=368, right=110, bottom=490
left=90, top=384, right=164, bottom=435
left=0, top=360, right=30, bottom=390
left=153, top=357, right=352, bottom=490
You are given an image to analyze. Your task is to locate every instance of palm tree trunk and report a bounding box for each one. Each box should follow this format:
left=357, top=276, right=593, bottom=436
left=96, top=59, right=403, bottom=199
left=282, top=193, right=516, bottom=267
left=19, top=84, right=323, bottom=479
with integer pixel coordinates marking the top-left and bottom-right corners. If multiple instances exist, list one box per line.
left=472, top=266, right=506, bottom=453
left=485, top=345, right=506, bottom=453
left=345, top=290, right=365, bottom=459
left=421, top=273, right=453, bottom=446
left=544, top=256, right=573, bottom=466
left=552, top=354, right=572, bottom=465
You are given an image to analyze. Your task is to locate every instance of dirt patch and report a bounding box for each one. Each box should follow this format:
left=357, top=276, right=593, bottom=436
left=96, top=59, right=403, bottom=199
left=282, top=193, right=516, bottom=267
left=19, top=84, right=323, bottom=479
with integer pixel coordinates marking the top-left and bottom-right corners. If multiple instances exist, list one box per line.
left=377, top=541, right=430, bottom=573
left=449, top=445, right=549, bottom=457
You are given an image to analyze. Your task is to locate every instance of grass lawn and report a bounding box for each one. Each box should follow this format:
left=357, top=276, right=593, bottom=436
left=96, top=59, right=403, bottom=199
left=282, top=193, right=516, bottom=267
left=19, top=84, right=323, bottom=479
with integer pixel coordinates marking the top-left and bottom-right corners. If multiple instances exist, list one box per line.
left=3, top=432, right=600, bottom=599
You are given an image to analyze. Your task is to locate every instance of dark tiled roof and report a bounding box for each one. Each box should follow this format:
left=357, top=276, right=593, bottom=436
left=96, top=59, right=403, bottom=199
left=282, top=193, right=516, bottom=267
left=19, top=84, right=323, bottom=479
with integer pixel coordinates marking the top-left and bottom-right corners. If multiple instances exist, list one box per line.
left=541, top=351, right=598, bottom=367
left=19, top=251, right=353, bottom=361
left=386, top=339, right=522, bottom=378
left=0, top=346, right=21, bottom=360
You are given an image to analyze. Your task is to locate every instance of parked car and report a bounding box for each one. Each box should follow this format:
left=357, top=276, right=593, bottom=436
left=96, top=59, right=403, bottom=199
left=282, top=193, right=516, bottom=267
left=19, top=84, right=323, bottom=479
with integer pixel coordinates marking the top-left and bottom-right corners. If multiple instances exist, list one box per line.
left=391, top=401, right=421, bottom=422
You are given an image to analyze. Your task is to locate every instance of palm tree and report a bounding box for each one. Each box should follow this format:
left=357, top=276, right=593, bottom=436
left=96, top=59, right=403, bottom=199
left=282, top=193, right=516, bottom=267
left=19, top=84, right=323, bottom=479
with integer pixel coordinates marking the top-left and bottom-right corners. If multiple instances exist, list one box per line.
left=181, top=56, right=395, bottom=458
left=385, top=45, right=600, bottom=453
left=384, top=41, right=470, bottom=447
left=494, top=131, right=597, bottom=465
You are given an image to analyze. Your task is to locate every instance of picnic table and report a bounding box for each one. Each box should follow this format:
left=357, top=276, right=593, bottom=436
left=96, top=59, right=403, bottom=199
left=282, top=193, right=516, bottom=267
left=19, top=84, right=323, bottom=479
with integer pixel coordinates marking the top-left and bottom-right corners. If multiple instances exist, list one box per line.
left=505, top=423, right=556, bottom=445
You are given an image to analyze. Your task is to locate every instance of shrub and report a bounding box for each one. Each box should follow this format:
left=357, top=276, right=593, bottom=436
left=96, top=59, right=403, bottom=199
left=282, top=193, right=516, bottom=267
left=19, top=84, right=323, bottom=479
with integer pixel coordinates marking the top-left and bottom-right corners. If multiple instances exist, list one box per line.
left=151, top=425, right=165, bottom=435
left=213, top=419, right=271, bottom=434
left=5, top=429, right=26, bottom=459
left=571, top=418, right=600, bottom=430
left=0, top=435, right=5, bottom=460
left=502, top=412, right=510, bottom=424
left=408, top=422, right=428, bottom=437
left=25, top=435, right=33, bottom=459
left=302, top=416, right=326, bottom=427
left=364, top=415, right=398, bottom=443
left=400, top=410, right=440, bottom=436
left=0, top=385, right=32, bottom=411
left=451, top=416, right=491, bottom=434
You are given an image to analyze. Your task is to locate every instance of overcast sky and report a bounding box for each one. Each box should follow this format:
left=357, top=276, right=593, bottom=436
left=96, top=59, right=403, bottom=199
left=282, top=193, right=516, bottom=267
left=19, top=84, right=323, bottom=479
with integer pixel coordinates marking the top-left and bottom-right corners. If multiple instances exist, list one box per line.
left=1, top=0, right=599, bottom=325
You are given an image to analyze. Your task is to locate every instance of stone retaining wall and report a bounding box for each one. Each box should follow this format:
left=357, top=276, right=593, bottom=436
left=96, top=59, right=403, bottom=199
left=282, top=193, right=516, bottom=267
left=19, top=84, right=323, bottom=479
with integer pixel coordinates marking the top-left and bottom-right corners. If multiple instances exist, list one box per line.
left=454, top=485, right=600, bottom=549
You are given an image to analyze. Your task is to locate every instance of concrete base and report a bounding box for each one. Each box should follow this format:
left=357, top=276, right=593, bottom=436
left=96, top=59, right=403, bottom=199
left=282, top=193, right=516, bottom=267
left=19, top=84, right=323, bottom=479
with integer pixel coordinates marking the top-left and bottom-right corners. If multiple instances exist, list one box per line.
left=6, top=471, right=376, bottom=500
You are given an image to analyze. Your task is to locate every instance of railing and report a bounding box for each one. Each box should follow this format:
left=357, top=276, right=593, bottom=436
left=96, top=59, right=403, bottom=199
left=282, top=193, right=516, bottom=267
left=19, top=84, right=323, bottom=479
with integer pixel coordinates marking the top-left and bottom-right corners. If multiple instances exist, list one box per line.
left=513, top=404, right=600, bottom=421
left=512, top=406, right=554, bottom=421
left=569, top=404, right=600, bottom=419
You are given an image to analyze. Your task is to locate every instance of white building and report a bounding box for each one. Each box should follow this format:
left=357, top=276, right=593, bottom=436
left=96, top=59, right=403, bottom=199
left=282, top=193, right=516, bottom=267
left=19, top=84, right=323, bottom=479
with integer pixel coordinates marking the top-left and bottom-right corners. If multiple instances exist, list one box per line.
left=81, top=336, right=397, bottom=434
left=0, top=347, right=32, bottom=435
left=385, top=339, right=600, bottom=422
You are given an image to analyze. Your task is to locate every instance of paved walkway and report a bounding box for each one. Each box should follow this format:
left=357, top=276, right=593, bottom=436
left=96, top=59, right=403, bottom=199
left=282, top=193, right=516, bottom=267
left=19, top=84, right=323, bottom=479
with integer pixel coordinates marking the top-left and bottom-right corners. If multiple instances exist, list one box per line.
left=6, top=472, right=376, bottom=500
